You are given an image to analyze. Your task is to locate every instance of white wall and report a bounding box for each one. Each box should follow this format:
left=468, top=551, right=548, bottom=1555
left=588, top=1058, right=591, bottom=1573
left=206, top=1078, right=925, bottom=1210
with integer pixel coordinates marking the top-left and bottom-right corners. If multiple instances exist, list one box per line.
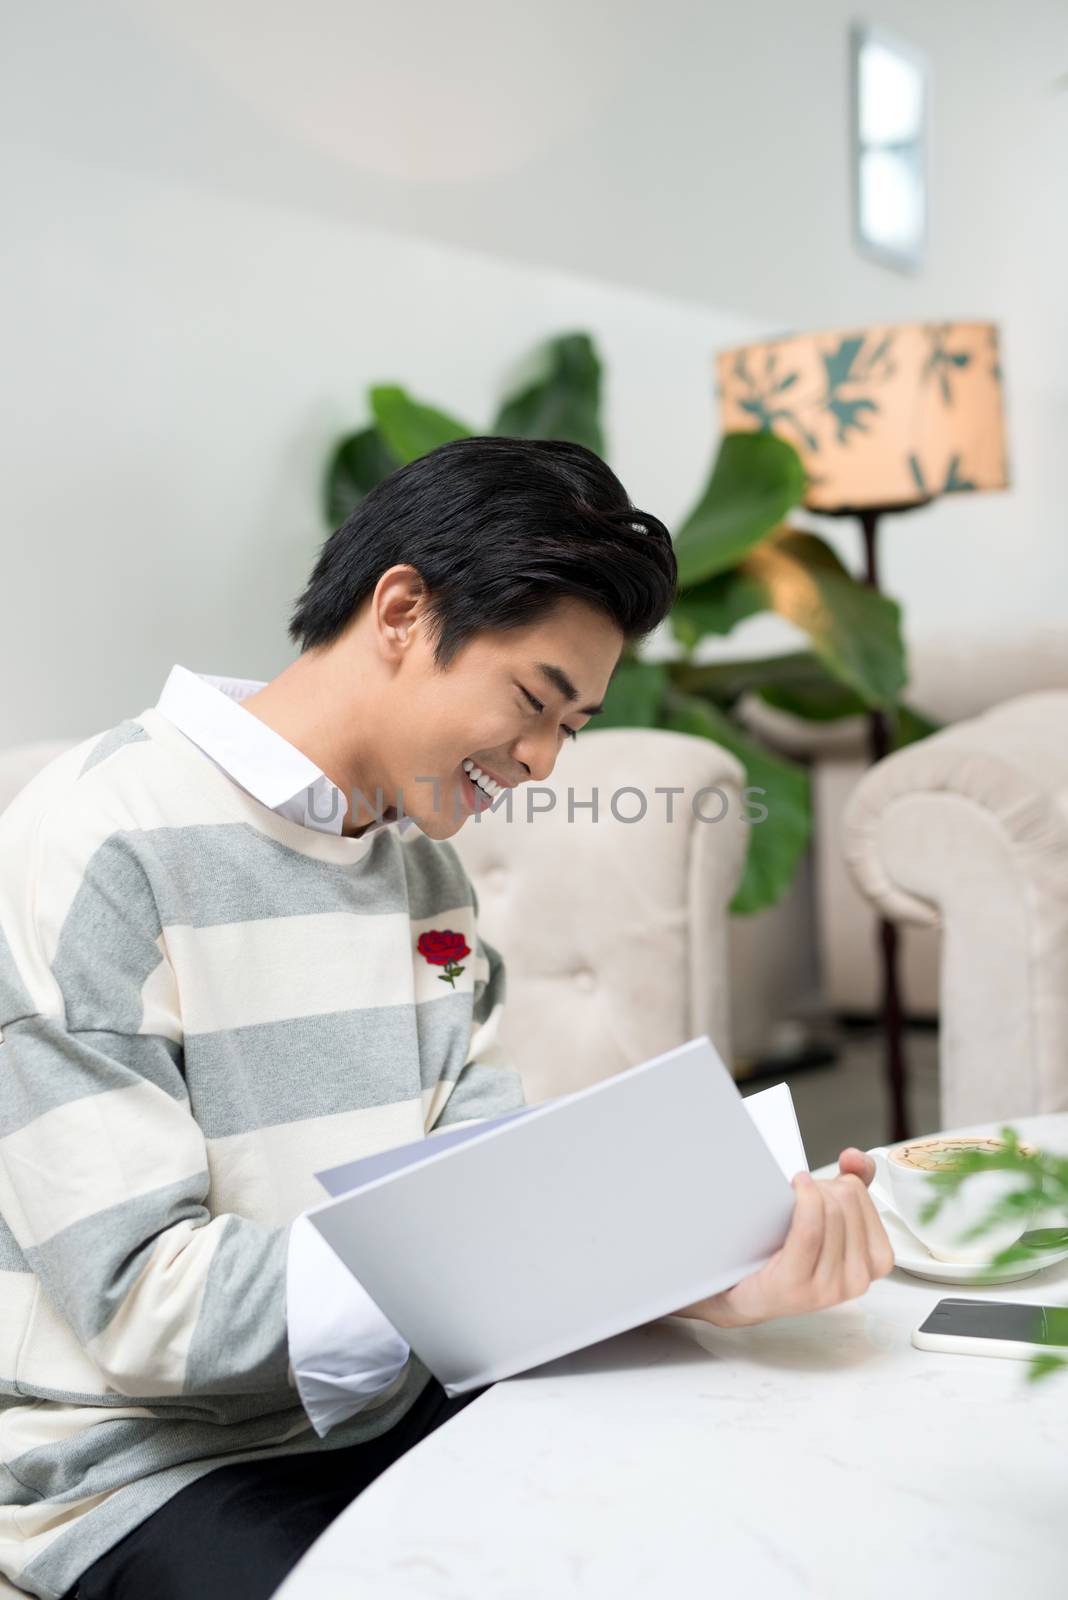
left=0, top=163, right=761, bottom=746
left=1, top=0, right=1065, bottom=742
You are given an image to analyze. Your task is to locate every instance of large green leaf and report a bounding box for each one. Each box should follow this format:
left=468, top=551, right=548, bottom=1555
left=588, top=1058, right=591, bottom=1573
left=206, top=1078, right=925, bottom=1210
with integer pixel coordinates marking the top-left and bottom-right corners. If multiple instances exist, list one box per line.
left=595, top=658, right=668, bottom=729
left=742, top=531, right=906, bottom=709
left=323, top=426, right=401, bottom=527
left=490, top=332, right=605, bottom=454
left=678, top=653, right=934, bottom=743
left=758, top=676, right=868, bottom=722
left=673, top=432, right=807, bottom=589
left=761, top=682, right=939, bottom=741
left=662, top=690, right=810, bottom=916
left=672, top=649, right=840, bottom=709
left=669, top=568, right=766, bottom=651
left=369, top=385, right=473, bottom=464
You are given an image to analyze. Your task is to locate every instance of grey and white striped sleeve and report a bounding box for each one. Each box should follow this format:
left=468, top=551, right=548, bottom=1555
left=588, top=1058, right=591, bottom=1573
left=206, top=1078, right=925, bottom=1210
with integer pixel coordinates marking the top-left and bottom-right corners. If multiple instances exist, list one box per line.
left=0, top=825, right=292, bottom=1402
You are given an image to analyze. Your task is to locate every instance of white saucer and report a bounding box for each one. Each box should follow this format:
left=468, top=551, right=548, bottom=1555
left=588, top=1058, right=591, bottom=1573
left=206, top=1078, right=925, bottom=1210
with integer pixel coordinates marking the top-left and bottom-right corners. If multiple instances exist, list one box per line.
left=868, top=1169, right=1068, bottom=1285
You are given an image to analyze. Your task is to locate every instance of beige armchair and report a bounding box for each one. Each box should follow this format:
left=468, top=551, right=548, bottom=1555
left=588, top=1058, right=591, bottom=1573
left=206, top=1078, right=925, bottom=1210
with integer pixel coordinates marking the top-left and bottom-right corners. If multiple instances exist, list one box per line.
left=0, top=727, right=748, bottom=1105
left=842, top=691, right=1068, bottom=1125
left=453, top=727, right=747, bottom=1103
left=740, top=628, right=1068, bottom=1021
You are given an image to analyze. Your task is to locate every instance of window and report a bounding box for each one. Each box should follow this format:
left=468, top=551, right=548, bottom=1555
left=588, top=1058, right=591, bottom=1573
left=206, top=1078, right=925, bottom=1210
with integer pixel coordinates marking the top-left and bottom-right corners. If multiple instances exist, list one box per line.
left=851, top=24, right=928, bottom=272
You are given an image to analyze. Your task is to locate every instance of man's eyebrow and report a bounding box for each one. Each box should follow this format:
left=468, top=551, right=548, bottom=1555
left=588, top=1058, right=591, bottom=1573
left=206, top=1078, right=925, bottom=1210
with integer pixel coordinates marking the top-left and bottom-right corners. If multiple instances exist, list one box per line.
left=535, top=663, right=603, bottom=717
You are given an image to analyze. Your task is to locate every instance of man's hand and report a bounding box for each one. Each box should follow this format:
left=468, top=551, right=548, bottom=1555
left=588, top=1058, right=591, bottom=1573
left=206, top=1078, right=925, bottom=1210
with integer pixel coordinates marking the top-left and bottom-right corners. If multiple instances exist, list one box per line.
left=671, top=1147, right=893, bottom=1330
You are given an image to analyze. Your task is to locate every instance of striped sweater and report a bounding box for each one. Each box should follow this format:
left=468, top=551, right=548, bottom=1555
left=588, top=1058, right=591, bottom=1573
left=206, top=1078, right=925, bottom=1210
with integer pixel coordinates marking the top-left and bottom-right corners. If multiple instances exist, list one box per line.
left=0, top=706, right=525, bottom=1599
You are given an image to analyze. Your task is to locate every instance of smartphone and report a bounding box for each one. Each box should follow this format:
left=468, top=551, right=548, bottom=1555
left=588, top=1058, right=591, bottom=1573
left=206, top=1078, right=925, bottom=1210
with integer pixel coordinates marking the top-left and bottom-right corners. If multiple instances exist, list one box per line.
left=912, top=1297, right=1068, bottom=1361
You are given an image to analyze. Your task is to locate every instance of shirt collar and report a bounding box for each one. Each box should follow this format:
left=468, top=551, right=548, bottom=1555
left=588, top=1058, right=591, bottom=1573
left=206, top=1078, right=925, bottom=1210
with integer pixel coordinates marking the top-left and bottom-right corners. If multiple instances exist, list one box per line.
left=155, top=665, right=407, bottom=839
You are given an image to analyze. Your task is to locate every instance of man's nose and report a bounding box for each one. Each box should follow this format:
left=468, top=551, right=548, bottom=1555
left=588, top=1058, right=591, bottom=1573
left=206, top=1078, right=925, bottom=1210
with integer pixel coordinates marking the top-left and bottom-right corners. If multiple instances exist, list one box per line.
left=514, top=731, right=558, bottom=785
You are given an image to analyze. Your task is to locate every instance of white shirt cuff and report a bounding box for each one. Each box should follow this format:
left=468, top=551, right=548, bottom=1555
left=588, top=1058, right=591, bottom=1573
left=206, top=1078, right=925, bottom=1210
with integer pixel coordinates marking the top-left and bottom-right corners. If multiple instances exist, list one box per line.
left=286, top=1213, right=411, bottom=1439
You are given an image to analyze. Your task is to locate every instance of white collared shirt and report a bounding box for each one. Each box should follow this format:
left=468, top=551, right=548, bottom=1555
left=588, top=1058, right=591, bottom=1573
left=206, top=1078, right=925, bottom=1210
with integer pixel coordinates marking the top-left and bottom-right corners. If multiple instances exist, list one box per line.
left=156, top=664, right=413, bottom=1437
left=157, top=664, right=416, bottom=840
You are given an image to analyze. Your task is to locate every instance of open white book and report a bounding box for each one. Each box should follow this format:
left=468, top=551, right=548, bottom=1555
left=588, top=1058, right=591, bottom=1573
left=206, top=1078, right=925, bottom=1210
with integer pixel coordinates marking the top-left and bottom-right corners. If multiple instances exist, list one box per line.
left=307, top=1036, right=809, bottom=1396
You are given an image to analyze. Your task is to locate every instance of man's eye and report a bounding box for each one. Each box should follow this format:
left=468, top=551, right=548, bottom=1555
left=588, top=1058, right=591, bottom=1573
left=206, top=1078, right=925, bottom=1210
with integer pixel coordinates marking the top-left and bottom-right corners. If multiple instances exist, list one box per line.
left=521, top=685, right=576, bottom=740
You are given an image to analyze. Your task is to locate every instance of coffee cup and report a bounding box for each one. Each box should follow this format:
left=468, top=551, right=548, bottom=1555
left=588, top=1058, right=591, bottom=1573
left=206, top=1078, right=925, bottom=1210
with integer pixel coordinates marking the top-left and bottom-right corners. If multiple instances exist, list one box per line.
left=874, top=1136, right=1035, bottom=1263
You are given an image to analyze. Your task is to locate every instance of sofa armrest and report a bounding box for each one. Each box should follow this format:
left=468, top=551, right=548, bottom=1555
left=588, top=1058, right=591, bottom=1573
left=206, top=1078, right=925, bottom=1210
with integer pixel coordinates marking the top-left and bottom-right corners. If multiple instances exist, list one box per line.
left=842, top=691, right=1068, bottom=1122
left=843, top=691, right=1068, bottom=924
left=0, top=741, right=81, bottom=814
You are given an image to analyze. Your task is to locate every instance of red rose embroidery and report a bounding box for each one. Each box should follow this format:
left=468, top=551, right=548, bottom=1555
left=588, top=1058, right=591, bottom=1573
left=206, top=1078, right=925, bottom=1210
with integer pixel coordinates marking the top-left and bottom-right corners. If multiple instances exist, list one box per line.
left=417, top=929, right=471, bottom=989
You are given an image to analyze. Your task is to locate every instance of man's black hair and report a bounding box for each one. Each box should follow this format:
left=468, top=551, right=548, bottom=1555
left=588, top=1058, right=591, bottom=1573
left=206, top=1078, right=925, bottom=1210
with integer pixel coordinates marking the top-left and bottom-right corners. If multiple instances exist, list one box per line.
left=289, top=436, right=677, bottom=664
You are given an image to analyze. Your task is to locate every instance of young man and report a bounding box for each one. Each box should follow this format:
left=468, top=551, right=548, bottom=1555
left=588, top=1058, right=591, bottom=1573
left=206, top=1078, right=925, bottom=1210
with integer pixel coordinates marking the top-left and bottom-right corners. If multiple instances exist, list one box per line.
left=0, top=437, right=890, bottom=1600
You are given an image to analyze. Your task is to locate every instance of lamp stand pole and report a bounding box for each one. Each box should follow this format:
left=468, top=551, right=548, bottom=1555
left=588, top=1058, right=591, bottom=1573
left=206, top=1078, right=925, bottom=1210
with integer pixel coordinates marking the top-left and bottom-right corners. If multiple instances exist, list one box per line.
left=857, top=509, right=911, bottom=1144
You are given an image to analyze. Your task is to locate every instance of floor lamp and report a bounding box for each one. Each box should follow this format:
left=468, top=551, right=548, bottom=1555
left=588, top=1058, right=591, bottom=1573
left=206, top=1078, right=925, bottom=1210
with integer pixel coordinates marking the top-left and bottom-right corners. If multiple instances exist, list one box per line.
left=716, top=321, right=1009, bottom=1143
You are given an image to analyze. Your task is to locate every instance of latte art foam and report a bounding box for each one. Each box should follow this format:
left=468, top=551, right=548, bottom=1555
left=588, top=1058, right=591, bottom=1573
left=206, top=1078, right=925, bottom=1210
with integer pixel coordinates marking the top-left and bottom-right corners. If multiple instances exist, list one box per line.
left=891, top=1136, right=1007, bottom=1172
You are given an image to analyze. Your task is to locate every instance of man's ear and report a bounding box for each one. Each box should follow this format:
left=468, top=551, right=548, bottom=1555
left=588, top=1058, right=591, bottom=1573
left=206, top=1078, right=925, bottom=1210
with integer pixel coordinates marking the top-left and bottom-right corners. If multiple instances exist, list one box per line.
left=373, top=565, right=426, bottom=663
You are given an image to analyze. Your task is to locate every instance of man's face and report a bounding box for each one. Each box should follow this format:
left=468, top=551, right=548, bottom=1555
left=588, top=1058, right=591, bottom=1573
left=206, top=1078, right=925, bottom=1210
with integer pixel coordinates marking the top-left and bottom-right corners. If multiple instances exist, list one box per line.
left=382, top=597, right=623, bottom=840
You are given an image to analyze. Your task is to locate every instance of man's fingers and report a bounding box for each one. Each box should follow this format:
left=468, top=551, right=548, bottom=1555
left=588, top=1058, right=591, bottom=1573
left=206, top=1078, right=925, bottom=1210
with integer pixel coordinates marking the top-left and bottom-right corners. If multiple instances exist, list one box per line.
left=837, top=1175, right=894, bottom=1287
left=811, top=1181, right=846, bottom=1297
left=858, top=1183, right=895, bottom=1278
left=783, top=1174, right=826, bottom=1284
left=837, top=1177, right=875, bottom=1300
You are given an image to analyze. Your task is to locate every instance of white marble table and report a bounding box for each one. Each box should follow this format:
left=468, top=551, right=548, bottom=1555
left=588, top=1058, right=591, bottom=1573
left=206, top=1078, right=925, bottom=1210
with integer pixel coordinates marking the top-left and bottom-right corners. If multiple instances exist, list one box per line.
left=279, top=1114, right=1068, bottom=1599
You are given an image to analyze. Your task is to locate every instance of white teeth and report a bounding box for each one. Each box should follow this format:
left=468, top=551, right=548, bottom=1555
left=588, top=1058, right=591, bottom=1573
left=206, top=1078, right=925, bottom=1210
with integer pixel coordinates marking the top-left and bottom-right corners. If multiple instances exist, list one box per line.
left=462, top=759, right=500, bottom=798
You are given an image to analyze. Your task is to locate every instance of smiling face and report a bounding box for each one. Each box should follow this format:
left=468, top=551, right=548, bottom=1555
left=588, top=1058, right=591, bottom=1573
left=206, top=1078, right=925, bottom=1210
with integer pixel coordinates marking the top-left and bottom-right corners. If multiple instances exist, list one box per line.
left=356, top=572, right=623, bottom=840
left=280, top=441, right=676, bottom=837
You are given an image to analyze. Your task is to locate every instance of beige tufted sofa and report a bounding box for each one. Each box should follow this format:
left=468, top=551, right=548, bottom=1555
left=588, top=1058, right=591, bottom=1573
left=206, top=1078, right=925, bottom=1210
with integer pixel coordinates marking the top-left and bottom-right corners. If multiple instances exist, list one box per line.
left=843, top=691, right=1068, bottom=1127
left=0, top=728, right=748, bottom=1105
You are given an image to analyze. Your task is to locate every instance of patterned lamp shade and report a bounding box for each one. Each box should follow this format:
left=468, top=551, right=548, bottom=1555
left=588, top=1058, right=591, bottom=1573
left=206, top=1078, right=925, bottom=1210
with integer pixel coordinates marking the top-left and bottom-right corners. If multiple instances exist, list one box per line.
left=716, top=321, right=1008, bottom=513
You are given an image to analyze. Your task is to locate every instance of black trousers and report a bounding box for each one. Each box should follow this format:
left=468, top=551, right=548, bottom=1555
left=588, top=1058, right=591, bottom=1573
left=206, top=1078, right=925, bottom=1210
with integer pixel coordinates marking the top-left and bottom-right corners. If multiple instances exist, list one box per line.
left=66, top=1378, right=487, bottom=1600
